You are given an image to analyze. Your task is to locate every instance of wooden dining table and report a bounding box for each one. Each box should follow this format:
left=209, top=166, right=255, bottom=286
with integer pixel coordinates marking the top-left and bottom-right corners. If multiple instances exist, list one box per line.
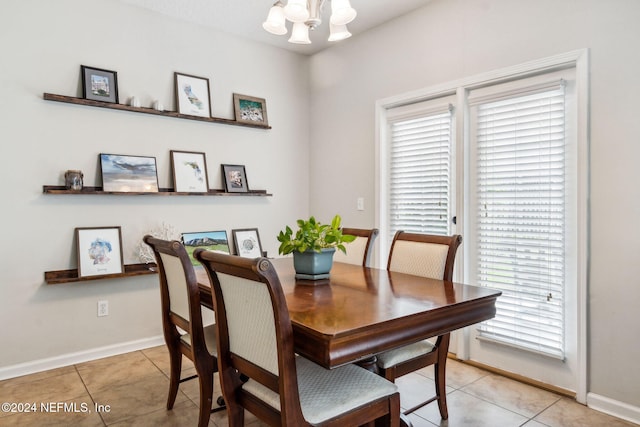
left=196, top=257, right=501, bottom=370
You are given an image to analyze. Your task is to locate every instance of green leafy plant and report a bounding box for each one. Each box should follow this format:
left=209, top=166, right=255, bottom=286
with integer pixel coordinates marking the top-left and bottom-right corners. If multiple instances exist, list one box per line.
left=277, top=214, right=356, bottom=255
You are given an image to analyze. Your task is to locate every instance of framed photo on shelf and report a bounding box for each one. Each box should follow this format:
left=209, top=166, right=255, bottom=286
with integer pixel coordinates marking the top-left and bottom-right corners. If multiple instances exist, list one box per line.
left=170, top=150, right=209, bottom=193
left=100, top=153, right=159, bottom=193
left=221, top=164, right=249, bottom=193
left=181, top=230, right=230, bottom=266
left=233, top=93, right=268, bottom=126
left=76, top=226, right=124, bottom=278
left=81, top=65, right=119, bottom=103
left=232, top=228, right=263, bottom=258
left=174, top=72, right=212, bottom=118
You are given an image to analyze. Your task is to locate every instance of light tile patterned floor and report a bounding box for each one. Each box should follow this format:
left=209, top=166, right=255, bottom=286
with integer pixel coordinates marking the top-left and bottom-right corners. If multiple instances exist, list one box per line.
left=0, top=346, right=637, bottom=426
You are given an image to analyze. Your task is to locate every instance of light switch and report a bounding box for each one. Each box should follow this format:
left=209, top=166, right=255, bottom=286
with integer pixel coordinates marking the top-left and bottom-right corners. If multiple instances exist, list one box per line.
left=357, top=197, right=364, bottom=211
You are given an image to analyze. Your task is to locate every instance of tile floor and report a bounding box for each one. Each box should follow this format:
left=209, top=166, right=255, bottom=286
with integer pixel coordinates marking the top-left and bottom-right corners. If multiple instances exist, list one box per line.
left=0, top=346, right=637, bottom=426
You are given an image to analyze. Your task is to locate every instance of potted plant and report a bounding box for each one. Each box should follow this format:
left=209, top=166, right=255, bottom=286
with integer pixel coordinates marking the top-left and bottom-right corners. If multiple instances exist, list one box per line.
left=277, top=214, right=355, bottom=280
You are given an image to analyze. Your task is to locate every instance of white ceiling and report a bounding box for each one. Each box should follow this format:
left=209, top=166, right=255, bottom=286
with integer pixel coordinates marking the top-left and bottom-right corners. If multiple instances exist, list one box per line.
left=120, top=0, right=431, bottom=55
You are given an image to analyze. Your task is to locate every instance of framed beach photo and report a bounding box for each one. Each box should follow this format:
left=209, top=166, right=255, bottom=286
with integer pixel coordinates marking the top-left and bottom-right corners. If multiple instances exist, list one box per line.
left=81, top=65, right=119, bottom=103
left=76, top=226, right=124, bottom=278
left=233, top=93, right=268, bottom=126
left=221, top=164, right=249, bottom=193
left=174, top=72, right=212, bottom=118
left=100, top=153, right=159, bottom=193
left=181, top=230, right=230, bottom=266
left=232, top=228, right=263, bottom=258
left=171, top=150, right=209, bottom=193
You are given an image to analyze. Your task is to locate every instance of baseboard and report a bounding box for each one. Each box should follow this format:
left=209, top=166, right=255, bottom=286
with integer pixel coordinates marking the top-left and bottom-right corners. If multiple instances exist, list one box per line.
left=587, top=392, right=640, bottom=425
left=0, top=335, right=165, bottom=381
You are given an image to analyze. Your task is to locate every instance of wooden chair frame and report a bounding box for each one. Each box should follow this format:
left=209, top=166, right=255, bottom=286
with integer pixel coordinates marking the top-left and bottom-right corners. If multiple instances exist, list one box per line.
left=340, top=227, right=379, bottom=267
left=380, top=231, right=462, bottom=419
left=194, top=250, right=400, bottom=427
left=143, top=236, right=224, bottom=427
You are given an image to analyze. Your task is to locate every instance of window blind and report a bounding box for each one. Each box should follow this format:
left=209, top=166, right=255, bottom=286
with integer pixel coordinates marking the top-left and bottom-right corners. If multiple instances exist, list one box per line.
left=474, top=86, right=566, bottom=359
left=389, top=109, right=452, bottom=238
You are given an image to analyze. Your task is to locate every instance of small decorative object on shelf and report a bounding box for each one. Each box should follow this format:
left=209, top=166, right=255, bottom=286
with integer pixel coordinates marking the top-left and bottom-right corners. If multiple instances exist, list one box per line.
left=137, top=222, right=179, bottom=265
left=129, top=96, right=141, bottom=107
left=277, top=214, right=355, bottom=281
left=153, top=100, right=164, bottom=111
left=64, top=170, right=83, bottom=190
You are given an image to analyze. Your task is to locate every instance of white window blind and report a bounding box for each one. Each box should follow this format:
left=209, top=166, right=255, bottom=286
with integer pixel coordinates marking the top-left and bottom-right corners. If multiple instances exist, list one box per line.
left=474, top=85, right=566, bottom=359
left=389, top=108, right=452, bottom=238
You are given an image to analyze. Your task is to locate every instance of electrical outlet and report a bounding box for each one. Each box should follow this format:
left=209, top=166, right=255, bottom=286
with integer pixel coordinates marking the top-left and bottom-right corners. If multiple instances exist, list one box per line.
left=357, top=197, right=364, bottom=211
left=97, top=300, right=109, bottom=317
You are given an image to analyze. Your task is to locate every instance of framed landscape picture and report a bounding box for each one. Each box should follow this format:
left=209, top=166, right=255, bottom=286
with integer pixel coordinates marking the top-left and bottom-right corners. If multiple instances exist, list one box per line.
left=181, top=230, right=230, bottom=266
left=81, top=65, right=119, bottom=103
left=171, top=150, right=209, bottom=193
left=100, top=153, right=159, bottom=193
left=174, top=72, right=212, bottom=118
left=232, top=228, right=263, bottom=258
left=221, top=164, right=249, bottom=193
left=233, top=93, right=268, bottom=126
left=76, top=226, right=124, bottom=278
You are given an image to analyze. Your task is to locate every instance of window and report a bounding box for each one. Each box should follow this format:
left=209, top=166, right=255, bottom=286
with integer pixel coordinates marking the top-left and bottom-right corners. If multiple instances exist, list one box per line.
left=470, top=83, right=567, bottom=358
left=386, top=100, right=454, bottom=241
left=377, top=51, right=588, bottom=396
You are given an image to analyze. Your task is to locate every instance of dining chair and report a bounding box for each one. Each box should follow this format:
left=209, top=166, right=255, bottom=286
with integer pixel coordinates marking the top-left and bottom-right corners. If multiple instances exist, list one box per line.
left=333, top=227, right=379, bottom=267
left=143, top=236, right=225, bottom=427
left=377, top=231, right=462, bottom=419
left=194, top=249, right=401, bottom=427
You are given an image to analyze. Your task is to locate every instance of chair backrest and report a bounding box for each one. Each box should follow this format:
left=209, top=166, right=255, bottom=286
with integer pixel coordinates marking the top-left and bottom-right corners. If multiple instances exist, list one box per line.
left=143, top=235, right=208, bottom=355
left=194, top=250, right=307, bottom=425
left=333, top=227, right=379, bottom=267
left=387, top=231, right=462, bottom=281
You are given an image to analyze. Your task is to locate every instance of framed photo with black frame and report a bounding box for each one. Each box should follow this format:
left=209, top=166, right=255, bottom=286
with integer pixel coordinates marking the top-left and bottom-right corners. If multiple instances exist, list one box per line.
left=170, top=150, right=209, bottom=193
left=76, top=226, right=124, bottom=278
left=232, top=228, right=263, bottom=258
left=81, top=65, right=119, bottom=103
left=181, top=230, right=230, bottom=266
left=221, top=164, right=249, bottom=193
left=174, top=72, right=212, bottom=118
left=233, top=93, right=268, bottom=126
left=100, top=153, right=159, bottom=193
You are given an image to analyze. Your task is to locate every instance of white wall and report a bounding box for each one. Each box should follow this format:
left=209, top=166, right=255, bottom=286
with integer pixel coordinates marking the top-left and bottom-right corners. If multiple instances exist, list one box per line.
left=308, top=0, right=640, bottom=415
left=0, top=0, right=309, bottom=371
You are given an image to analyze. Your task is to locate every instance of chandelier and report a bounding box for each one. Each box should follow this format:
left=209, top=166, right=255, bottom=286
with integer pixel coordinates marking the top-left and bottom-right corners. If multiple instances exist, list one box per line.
left=262, top=0, right=357, bottom=44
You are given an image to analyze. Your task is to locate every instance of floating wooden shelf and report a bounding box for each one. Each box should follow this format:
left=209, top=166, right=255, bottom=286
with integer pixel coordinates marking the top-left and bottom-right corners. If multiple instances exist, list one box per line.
left=45, top=263, right=158, bottom=285
left=43, top=185, right=272, bottom=197
left=43, top=93, right=272, bottom=129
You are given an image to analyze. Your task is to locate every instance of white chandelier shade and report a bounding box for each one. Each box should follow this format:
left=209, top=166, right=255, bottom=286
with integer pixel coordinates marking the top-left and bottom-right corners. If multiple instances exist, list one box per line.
left=330, top=0, right=357, bottom=25
left=328, top=22, right=352, bottom=42
left=289, top=21, right=312, bottom=44
left=262, top=0, right=356, bottom=44
left=262, top=2, right=287, bottom=35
